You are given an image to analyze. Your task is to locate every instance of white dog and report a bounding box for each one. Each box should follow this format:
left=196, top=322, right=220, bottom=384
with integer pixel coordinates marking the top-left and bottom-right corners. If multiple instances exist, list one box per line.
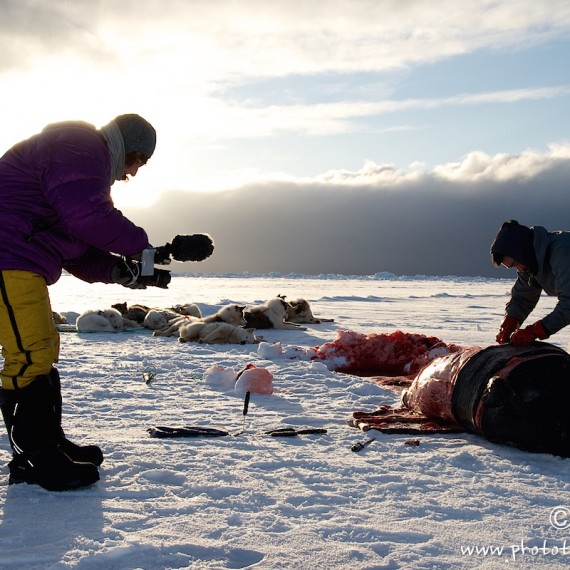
left=285, top=298, right=335, bottom=324
left=143, top=308, right=182, bottom=330
left=244, top=297, right=306, bottom=330
left=76, top=308, right=130, bottom=332
left=200, top=304, right=246, bottom=326
left=178, top=322, right=259, bottom=345
left=172, top=303, right=202, bottom=318
left=153, top=304, right=246, bottom=337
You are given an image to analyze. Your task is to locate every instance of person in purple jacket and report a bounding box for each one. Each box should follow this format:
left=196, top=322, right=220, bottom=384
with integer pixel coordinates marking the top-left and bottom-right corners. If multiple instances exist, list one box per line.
left=0, top=114, right=162, bottom=491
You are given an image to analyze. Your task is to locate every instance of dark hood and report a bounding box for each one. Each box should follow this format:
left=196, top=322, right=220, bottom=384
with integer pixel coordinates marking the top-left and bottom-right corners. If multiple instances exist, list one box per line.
left=490, top=220, right=538, bottom=274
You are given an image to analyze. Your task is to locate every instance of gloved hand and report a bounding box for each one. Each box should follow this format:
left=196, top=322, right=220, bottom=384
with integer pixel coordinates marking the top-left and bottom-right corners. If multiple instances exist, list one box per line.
left=111, top=257, right=171, bottom=289
left=112, top=257, right=144, bottom=288
left=509, top=321, right=549, bottom=347
left=496, top=315, right=519, bottom=344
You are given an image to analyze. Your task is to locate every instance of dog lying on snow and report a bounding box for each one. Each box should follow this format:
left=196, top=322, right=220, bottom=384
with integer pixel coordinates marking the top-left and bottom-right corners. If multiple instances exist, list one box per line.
left=178, top=322, right=259, bottom=344
left=284, top=297, right=334, bottom=324
left=112, top=302, right=151, bottom=324
left=143, top=304, right=203, bottom=330
left=76, top=308, right=140, bottom=332
left=143, top=309, right=183, bottom=330
left=153, top=304, right=246, bottom=337
left=52, top=311, right=67, bottom=325
left=244, top=297, right=306, bottom=330
left=112, top=302, right=201, bottom=327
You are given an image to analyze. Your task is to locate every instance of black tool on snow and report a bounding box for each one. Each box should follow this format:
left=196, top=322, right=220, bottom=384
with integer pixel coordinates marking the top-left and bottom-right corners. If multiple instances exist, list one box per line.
left=351, top=437, right=376, bottom=452
left=243, top=391, right=251, bottom=419
left=147, top=426, right=230, bottom=438
left=232, top=391, right=251, bottom=436
left=142, top=367, right=156, bottom=385
left=264, top=428, right=328, bottom=437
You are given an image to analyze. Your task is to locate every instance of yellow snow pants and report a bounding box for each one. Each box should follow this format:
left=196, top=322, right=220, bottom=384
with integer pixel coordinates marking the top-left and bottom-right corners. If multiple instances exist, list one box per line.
left=0, top=271, right=60, bottom=389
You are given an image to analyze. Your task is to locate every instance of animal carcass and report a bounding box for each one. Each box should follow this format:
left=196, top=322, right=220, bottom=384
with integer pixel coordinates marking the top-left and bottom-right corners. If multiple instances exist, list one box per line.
left=348, top=339, right=570, bottom=457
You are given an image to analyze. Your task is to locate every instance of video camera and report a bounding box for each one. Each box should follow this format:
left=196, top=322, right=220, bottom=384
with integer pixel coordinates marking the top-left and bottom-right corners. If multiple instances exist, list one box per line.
left=121, top=234, right=215, bottom=289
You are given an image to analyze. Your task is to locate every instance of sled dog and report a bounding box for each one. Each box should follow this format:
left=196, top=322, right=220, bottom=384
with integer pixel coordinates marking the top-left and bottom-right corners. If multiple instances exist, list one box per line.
left=178, top=321, right=259, bottom=345
left=143, top=309, right=181, bottom=330
left=244, top=297, right=306, bottom=330
left=113, top=302, right=201, bottom=326
left=285, top=298, right=334, bottom=324
left=153, top=304, right=246, bottom=337
left=112, top=302, right=151, bottom=324
left=76, top=308, right=133, bottom=332
left=52, top=311, right=67, bottom=325
left=172, top=303, right=202, bottom=318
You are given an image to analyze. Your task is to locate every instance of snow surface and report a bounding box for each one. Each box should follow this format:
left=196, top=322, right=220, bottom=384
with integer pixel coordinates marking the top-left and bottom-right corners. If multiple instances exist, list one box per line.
left=1, top=273, right=570, bottom=569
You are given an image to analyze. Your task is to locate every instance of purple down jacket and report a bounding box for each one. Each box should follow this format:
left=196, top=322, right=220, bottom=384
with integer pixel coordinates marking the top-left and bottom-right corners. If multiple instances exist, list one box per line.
left=0, top=121, right=149, bottom=285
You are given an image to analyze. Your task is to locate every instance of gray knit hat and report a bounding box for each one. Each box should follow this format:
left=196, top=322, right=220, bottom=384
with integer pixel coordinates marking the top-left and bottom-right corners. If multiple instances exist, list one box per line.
left=114, top=114, right=156, bottom=159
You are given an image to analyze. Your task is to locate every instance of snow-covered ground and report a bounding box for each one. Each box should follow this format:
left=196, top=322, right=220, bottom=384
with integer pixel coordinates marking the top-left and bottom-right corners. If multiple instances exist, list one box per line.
left=1, top=273, right=569, bottom=569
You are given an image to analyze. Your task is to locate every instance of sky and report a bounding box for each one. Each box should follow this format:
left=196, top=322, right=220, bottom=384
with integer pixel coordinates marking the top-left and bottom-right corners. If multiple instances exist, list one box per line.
left=2, top=0, right=570, bottom=277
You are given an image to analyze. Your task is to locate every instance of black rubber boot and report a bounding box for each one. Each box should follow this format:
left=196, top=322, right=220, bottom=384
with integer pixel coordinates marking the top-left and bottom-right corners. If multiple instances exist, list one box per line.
left=7, top=454, right=36, bottom=485
left=0, top=379, right=99, bottom=491
left=48, top=368, right=104, bottom=466
left=0, top=389, right=29, bottom=484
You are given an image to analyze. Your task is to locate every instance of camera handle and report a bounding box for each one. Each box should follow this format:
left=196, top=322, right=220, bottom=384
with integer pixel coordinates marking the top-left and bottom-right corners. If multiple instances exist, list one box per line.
left=141, top=247, right=173, bottom=276
left=140, top=248, right=156, bottom=276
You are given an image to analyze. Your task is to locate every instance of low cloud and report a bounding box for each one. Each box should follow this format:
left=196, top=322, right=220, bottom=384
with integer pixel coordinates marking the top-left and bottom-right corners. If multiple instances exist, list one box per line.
left=125, top=148, right=570, bottom=278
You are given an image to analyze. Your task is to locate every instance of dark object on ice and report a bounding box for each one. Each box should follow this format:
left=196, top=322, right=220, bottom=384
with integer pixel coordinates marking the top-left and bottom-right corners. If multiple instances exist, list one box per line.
left=451, top=343, right=570, bottom=456
left=148, top=424, right=328, bottom=439
left=232, top=391, right=251, bottom=436
left=241, top=389, right=250, bottom=428
left=243, top=390, right=251, bottom=417
left=351, top=437, right=376, bottom=452
left=352, top=341, right=570, bottom=457
left=147, top=426, right=230, bottom=438
left=142, top=367, right=156, bottom=385
left=350, top=405, right=464, bottom=434
left=264, top=427, right=328, bottom=437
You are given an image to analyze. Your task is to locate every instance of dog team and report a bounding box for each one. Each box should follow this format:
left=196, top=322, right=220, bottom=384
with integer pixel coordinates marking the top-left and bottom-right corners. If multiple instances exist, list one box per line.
left=58, top=296, right=334, bottom=345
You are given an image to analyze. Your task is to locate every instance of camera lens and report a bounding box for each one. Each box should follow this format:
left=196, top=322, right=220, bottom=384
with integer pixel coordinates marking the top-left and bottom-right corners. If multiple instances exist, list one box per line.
left=139, top=270, right=171, bottom=289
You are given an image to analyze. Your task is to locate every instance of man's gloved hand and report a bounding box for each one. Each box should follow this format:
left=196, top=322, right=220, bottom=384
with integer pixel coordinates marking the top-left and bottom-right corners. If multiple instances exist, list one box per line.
left=111, top=257, right=171, bottom=289
left=496, top=315, right=520, bottom=344
left=112, top=257, right=145, bottom=288
left=509, top=321, right=549, bottom=347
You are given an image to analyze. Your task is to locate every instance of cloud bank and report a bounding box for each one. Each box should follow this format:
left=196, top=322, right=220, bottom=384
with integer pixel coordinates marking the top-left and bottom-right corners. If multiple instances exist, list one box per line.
left=125, top=146, right=570, bottom=278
